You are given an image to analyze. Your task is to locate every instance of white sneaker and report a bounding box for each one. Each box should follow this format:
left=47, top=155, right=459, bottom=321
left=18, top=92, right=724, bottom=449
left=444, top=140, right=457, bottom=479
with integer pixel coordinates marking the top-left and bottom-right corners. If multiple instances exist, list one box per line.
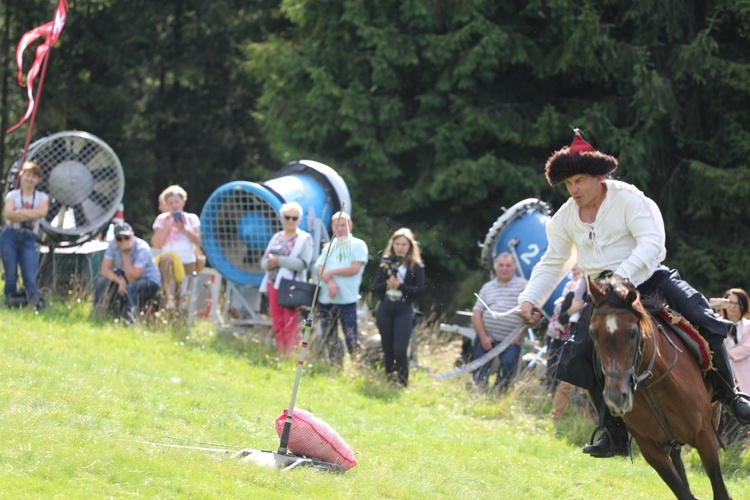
left=123, top=306, right=138, bottom=325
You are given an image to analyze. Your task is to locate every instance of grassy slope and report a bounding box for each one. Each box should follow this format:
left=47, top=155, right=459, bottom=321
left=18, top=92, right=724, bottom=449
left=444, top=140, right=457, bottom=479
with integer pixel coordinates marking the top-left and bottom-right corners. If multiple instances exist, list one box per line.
left=1, top=302, right=748, bottom=499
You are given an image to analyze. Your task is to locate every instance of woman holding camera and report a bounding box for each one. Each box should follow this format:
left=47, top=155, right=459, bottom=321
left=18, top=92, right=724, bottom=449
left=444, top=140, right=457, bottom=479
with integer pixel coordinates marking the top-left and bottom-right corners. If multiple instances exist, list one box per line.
left=373, top=228, right=425, bottom=386
left=711, top=288, right=750, bottom=393
left=260, top=202, right=313, bottom=356
left=151, top=185, right=201, bottom=309
left=1, top=161, right=49, bottom=308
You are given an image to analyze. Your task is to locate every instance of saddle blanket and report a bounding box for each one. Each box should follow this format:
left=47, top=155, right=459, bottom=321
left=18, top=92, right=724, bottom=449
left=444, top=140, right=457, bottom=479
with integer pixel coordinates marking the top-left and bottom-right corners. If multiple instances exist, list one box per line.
left=658, top=309, right=712, bottom=373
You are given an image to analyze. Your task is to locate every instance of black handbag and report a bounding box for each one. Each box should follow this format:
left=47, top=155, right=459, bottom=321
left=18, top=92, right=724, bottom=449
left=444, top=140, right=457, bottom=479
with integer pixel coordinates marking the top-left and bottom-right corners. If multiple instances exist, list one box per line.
left=276, top=275, right=317, bottom=309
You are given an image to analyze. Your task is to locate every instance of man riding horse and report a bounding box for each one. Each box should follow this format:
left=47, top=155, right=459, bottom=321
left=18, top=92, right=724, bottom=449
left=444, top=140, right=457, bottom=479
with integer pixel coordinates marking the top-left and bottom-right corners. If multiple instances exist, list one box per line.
left=518, top=130, right=750, bottom=457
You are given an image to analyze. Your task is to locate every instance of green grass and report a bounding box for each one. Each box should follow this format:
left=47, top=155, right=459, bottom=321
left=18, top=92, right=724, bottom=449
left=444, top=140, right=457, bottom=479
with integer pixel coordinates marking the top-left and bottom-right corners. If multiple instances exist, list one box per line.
left=1, top=299, right=749, bottom=498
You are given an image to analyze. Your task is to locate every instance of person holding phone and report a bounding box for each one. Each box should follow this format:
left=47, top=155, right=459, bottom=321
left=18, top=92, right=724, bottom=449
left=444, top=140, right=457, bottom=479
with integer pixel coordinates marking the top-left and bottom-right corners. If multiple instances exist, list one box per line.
left=151, top=185, right=201, bottom=309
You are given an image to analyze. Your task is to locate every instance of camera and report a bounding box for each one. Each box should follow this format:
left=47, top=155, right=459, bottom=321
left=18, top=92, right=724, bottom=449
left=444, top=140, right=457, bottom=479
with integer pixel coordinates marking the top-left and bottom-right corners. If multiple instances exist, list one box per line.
left=19, top=220, right=34, bottom=231
left=381, top=255, right=404, bottom=276
left=172, top=211, right=183, bottom=224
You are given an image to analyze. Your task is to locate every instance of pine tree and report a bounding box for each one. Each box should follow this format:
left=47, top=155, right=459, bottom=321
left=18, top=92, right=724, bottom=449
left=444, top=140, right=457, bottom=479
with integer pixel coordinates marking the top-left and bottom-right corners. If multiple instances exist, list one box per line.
left=248, top=0, right=750, bottom=302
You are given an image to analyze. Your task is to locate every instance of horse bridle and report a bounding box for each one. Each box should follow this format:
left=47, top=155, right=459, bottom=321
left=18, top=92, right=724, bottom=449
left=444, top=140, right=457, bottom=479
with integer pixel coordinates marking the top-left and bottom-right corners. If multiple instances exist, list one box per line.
left=591, top=307, right=679, bottom=391
left=591, top=305, right=684, bottom=447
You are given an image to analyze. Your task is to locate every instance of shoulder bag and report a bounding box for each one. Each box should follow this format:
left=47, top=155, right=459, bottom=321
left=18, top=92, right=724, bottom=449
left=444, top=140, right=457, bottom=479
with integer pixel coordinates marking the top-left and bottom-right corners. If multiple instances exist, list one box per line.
left=277, top=272, right=317, bottom=309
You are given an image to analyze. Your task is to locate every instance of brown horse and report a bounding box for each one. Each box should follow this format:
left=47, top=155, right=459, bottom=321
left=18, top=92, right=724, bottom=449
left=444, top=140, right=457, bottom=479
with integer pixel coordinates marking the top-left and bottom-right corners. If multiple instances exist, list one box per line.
left=588, top=277, right=729, bottom=500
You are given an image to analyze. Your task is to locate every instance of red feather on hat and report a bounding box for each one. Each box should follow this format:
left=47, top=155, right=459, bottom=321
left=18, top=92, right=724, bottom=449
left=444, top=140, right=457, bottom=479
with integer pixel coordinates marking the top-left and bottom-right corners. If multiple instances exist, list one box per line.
left=569, top=132, right=595, bottom=154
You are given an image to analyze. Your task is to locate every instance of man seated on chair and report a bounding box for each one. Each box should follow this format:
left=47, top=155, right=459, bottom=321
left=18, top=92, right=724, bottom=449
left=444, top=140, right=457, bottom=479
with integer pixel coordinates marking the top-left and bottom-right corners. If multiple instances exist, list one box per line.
left=471, top=252, right=527, bottom=392
left=94, top=223, right=161, bottom=324
left=151, top=185, right=201, bottom=309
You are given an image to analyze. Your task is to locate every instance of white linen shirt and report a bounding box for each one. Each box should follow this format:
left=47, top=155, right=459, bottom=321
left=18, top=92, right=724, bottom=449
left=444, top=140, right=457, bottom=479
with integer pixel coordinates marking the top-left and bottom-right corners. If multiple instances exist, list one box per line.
left=518, top=180, right=666, bottom=308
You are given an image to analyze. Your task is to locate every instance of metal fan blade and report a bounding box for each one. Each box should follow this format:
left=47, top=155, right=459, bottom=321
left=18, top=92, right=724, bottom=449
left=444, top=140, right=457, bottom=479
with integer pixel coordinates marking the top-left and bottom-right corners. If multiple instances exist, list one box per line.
left=88, top=189, right=114, bottom=211
left=50, top=203, right=70, bottom=228
left=72, top=139, right=98, bottom=163
left=78, top=198, right=112, bottom=230
left=46, top=200, right=62, bottom=224
left=72, top=203, right=89, bottom=229
left=86, top=149, right=116, bottom=171
left=91, top=165, right=119, bottom=182
left=49, top=136, right=74, bottom=162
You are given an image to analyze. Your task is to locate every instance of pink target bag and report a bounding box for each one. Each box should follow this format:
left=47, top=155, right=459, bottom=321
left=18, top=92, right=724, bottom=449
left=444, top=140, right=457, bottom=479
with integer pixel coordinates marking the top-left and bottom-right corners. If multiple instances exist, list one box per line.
left=275, top=408, right=357, bottom=471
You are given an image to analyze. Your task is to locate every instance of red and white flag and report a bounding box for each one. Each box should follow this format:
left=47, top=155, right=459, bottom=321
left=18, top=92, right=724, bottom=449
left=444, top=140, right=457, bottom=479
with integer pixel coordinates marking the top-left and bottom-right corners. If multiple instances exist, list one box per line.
left=6, top=0, right=69, bottom=134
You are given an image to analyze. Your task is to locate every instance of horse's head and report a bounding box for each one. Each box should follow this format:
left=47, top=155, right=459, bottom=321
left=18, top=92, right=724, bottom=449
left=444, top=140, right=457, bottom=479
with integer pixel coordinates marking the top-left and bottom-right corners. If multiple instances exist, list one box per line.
left=588, top=277, right=646, bottom=416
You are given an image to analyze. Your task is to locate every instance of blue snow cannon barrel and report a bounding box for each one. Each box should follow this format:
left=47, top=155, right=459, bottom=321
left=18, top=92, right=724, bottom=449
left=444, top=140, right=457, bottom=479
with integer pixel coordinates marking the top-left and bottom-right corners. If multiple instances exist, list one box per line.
left=200, top=160, right=350, bottom=286
left=481, top=198, right=571, bottom=317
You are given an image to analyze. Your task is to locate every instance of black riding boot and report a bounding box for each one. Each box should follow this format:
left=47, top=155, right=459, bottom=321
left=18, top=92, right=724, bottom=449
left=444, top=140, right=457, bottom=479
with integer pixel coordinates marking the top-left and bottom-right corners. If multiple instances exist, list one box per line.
left=710, top=341, right=750, bottom=425
left=582, top=385, right=630, bottom=458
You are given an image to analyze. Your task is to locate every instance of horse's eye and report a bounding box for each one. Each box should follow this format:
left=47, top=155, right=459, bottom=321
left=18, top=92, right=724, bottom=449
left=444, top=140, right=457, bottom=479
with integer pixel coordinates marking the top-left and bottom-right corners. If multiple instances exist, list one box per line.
left=629, top=326, right=639, bottom=339
left=588, top=327, right=598, bottom=342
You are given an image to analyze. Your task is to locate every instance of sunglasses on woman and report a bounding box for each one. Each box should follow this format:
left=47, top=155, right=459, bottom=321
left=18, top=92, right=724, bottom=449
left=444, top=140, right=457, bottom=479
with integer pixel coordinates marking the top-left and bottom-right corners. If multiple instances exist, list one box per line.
left=283, top=215, right=299, bottom=221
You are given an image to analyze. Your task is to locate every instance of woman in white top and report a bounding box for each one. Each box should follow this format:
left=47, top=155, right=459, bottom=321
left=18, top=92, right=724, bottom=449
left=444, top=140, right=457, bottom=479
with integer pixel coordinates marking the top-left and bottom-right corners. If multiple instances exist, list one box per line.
left=711, top=288, right=750, bottom=394
left=151, top=185, right=201, bottom=309
left=1, top=161, right=49, bottom=308
left=260, top=202, right=313, bottom=356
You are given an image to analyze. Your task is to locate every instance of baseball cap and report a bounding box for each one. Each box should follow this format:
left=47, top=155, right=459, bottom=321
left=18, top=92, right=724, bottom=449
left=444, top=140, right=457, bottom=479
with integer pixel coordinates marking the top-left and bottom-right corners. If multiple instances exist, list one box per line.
left=114, top=223, right=134, bottom=238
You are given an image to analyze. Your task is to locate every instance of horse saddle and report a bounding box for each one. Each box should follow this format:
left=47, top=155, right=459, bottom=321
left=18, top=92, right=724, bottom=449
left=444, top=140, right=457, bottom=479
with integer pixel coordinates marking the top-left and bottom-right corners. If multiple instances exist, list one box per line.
left=651, top=308, right=713, bottom=373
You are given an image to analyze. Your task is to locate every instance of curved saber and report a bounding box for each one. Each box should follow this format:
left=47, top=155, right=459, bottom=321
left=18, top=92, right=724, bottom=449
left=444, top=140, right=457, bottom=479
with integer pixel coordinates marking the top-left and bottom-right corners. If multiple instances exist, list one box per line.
left=432, top=324, right=528, bottom=380
left=473, top=294, right=520, bottom=319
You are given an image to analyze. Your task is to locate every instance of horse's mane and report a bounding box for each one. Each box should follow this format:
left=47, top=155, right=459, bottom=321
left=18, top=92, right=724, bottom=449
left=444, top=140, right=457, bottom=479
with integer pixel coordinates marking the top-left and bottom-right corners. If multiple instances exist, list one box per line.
left=595, top=278, right=654, bottom=337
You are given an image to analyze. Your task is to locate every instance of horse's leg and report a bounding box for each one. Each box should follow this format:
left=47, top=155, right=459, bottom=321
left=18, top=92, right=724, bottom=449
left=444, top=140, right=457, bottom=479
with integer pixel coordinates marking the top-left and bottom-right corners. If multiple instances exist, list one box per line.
left=669, top=447, right=690, bottom=494
left=637, top=439, right=695, bottom=500
left=694, top=428, right=731, bottom=500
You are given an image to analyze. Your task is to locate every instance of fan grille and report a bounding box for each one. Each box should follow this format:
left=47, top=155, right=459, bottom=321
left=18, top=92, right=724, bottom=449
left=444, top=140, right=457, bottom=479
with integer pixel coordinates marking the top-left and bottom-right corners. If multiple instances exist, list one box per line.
left=202, top=185, right=282, bottom=283
left=27, top=131, right=124, bottom=245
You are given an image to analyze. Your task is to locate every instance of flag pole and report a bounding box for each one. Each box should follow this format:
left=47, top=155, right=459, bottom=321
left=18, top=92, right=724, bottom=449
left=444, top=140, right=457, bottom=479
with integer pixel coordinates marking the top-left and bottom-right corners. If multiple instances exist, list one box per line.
left=18, top=45, right=51, bottom=170
left=7, top=0, right=68, bottom=181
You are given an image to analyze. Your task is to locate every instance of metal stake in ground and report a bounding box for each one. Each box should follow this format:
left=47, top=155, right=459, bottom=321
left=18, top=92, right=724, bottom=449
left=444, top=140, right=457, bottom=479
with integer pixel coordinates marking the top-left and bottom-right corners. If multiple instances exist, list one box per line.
left=276, top=316, right=314, bottom=455
left=233, top=207, right=352, bottom=472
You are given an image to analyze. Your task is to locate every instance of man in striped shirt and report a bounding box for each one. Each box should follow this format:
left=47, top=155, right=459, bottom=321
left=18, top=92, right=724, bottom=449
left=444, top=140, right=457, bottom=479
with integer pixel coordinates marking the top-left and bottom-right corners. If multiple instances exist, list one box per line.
left=472, top=253, right=527, bottom=391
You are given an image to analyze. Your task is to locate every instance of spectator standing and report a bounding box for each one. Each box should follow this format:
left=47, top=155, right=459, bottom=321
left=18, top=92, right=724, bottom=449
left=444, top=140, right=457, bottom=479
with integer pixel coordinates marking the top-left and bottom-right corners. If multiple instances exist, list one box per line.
left=1, top=161, right=49, bottom=309
left=94, top=223, right=161, bottom=324
left=373, top=228, right=425, bottom=386
left=547, top=267, right=585, bottom=420
left=260, top=202, right=313, bottom=356
left=471, top=253, right=527, bottom=392
left=151, top=185, right=201, bottom=309
left=315, top=211, right=368, bottom=367
left=711, top=289, right=750, bottom=394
